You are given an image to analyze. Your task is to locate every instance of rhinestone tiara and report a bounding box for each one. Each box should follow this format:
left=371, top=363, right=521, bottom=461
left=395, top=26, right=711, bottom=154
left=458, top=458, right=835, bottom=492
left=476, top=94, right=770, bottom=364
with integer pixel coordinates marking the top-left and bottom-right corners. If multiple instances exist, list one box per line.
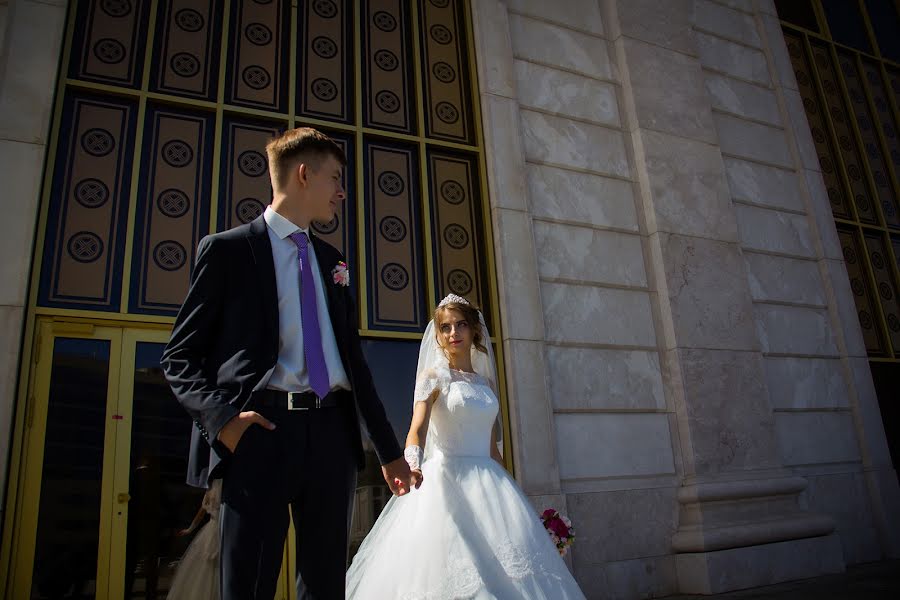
left=437, top=293, right=470, bottom=308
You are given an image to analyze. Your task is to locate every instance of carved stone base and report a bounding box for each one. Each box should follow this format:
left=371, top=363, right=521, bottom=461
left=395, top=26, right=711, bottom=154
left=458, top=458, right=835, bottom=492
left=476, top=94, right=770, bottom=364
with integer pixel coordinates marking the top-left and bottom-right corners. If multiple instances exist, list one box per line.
left=676, top=534, right=845, bottom=594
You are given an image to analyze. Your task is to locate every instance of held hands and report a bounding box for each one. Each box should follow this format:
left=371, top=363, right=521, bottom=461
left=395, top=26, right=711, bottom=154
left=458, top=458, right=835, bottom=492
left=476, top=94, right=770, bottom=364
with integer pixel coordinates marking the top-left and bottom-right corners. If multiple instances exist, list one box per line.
left=217, top=411, right=276, bottom=452
left=382, top=456, right=420, bottom=496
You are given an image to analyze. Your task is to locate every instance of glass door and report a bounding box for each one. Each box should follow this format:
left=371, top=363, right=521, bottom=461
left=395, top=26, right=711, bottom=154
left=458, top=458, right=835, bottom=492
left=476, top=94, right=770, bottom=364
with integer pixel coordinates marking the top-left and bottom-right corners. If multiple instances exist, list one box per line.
left=9, top=321, right=292, bottom=599
left=10, top=319, right=122, bottom=599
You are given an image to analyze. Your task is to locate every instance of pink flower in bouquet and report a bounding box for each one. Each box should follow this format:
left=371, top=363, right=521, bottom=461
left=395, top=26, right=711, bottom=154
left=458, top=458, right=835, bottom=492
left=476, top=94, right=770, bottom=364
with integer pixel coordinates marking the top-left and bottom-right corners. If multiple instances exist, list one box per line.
left=539, top=508, right=575, bottom=557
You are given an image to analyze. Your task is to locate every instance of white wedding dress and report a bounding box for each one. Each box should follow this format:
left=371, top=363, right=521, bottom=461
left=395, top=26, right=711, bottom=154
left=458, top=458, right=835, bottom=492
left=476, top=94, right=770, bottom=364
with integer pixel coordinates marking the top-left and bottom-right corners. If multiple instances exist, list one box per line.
left=346, top=367, right=586, bottom=600
left=166, top=479, right=220, bottom=599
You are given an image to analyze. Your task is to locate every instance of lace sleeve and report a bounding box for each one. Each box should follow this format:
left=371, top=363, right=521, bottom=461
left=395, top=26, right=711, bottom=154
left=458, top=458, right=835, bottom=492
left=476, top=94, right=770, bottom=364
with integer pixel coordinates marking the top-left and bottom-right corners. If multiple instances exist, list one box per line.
left=414, top=367, right=450, bottom=404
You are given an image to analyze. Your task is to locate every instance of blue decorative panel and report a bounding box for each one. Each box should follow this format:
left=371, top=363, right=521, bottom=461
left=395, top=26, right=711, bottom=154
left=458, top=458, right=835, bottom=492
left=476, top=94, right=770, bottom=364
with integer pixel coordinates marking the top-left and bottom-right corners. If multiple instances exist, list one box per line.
left=225, top=0, right=291, bottom=112
left=297, top=0, right=354, bottom=123
left=364, top=139, right=426, bottom=332
left=69, top=0, right=151, bottom=88
left=150, top=0, right=224, bottom=100
left=38, top=92, right=138, bottom=311
left=129, top=103, right=214, bottom=315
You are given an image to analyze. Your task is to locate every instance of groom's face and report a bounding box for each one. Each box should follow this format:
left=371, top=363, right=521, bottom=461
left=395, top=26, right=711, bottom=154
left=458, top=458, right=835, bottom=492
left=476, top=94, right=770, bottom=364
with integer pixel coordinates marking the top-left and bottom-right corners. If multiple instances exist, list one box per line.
left=299, top=154, right=345, bottom=223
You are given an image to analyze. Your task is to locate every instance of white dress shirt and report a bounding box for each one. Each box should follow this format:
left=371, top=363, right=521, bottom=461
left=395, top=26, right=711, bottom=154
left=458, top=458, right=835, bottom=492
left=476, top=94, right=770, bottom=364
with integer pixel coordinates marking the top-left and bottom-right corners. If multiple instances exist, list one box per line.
left=263, top=206, right=350, bottom=393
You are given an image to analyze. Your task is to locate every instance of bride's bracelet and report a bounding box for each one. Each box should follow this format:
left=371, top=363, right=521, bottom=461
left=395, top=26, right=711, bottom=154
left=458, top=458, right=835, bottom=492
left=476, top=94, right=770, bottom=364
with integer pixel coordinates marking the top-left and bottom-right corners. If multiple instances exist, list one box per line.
left=404, top=445, right=424, bottom=471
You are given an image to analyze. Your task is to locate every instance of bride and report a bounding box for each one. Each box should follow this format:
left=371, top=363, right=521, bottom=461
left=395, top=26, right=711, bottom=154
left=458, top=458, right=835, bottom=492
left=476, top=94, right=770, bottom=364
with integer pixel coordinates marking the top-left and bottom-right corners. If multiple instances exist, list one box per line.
left=346, top=294, right=585, bottom=599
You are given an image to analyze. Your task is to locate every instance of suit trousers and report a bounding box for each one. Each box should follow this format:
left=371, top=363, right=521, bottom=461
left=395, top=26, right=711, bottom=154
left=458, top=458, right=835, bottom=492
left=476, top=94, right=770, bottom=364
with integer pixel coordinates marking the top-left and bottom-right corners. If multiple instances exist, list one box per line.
left=219, top=390, right=358, bottom=600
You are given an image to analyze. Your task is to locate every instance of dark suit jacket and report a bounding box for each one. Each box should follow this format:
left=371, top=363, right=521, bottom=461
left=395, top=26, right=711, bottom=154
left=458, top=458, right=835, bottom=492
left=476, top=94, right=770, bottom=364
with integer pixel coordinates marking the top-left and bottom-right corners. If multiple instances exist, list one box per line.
left=161, top=215, right=402, bottom=487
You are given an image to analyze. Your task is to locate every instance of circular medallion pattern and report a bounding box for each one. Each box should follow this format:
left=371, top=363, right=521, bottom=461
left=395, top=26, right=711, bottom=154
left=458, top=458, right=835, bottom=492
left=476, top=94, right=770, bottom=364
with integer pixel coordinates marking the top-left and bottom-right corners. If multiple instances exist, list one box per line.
left=313, top=215, right=340, bottom=234
left=375, top=49, right=399, bottom=71
left=314, top=0, right=338, bottom=18
left=374, top=11, right=397, bottom=32
left=101, top=0, right=132, bottom=18
left=376, top=90, right=400, bottom=113
left=312, top=78, right=338, bottom=101
left=94, top=39, right=126, bottom=64
left=447, top=269, right=473, bottom=295
left=175, top=8, right=204, bottom=32
left=859, top=310, right=873, bottom=329
left=430, top=24, right=453, bottom=44
left=170, top=52, right=200, bottom=77
left=242, top=65, right=271, bottom=90
left=74, top=179, right=109, bottom=209
left=162, top=140, right=194, bottom=168
left=81, top=128, right=116, bottom=157
left=432, top=61, right=456, bottom=83
left=236, top=198, right=265, bottom=223
left=381, top=263, right=409, bottom=290
left=157, top=188, right=190, bottom=218
left=68, top=232, right=104, bottom=263
left=313, top=36, right=338, bottom=59
left=436, top=101, right=459, bottom=124
left=245, top=22, right=273, bottom=45
left=851, top=278, right=865, bottom=296
left=872, top=251, right=885, bottom=269
left=889, top=314, right=900, bottom=332
left=879, top=282, right=893, bottom=300
left=238, top=150, right=267, bottom=177
left=154, top=240, right=187, bottom=271
left=441, top=180, right=465, bottom=204
left=443, top=224, right=469, bottom=249
left=378, top=171, right=404, bottom=196
left=380, top=216, right=406, bottom=242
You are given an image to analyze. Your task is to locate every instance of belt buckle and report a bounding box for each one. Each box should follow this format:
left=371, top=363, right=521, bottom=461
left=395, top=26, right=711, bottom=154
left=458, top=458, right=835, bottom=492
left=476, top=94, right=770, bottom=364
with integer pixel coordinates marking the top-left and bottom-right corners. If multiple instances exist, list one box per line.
left=287, top=392, right=309, bottom=411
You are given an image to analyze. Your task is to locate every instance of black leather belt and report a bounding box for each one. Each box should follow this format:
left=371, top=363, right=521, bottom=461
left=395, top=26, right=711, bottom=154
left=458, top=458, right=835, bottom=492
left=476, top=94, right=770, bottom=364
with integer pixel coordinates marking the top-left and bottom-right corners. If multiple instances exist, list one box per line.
left=254, top=389, right=341, bottom=410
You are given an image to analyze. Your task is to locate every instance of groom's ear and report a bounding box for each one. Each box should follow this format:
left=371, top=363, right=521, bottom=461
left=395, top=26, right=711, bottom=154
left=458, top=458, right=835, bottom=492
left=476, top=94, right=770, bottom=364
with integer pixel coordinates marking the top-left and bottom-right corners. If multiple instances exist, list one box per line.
left=295, top=162, right=308, bottom=187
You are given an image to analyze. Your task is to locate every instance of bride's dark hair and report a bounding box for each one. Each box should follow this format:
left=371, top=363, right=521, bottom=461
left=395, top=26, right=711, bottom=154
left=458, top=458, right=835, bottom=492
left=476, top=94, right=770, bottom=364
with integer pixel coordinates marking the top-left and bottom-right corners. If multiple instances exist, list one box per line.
left=434, top=301, right=488, bottom=356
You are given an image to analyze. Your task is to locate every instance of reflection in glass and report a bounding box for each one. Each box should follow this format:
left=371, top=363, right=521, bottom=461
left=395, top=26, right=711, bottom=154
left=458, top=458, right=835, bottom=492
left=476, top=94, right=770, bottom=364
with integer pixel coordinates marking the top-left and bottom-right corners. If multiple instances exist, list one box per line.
left=864, top=0, right=900, bottom=63
left=31, top=338, right=110, bottom=599
left=775, top=0, right=820, bottom=32
left=821, top=0, right=872, bottom=52
left=124, top=342, right=203, bottom=599
left=350, top=338, right=419, bottom=557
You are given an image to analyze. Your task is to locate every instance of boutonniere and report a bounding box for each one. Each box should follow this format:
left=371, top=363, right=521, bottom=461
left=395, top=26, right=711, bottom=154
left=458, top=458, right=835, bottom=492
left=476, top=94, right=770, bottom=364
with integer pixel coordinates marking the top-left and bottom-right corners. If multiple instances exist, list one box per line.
left=332, top=261, right=350, bottom=286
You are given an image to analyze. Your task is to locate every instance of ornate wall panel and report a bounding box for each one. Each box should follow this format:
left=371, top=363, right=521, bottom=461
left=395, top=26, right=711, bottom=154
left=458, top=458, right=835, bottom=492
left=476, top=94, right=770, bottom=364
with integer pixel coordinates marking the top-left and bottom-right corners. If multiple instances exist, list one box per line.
left=839, top=227, right=886, bottom=354
left=297, top=0, right=354, bottom=123
left=226, top=0, right=291, bottom=112
left=839, top=51, right=900, bottom=227
left=862, top=59, right=900, bottom=227
left=38, top=93, right=137, bottom=311
left=863, top=232, right=900, bottom=348
left=419, top=0, right=473, bottom=143
left=150, top=0, right=223, bottom=100
left=810, top=41, right=879, bottom=223
left=426, top=149, right=489, bottom=327
left=218, top=117, right=282, bottom=231
left=786, top=32, right=853, bottom=219
left=364, top=140, right=426, bottom=331
left=69, top=0, right=151, bottom=88
left=362, top=0, right=415, bottom=134
left=129, top=104, right=214, bottom=315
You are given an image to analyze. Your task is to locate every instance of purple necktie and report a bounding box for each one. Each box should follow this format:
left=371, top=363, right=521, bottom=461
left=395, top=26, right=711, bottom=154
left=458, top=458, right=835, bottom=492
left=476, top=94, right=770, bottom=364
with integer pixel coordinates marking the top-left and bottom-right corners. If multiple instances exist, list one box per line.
left=288, top=231, right=331, bottom=398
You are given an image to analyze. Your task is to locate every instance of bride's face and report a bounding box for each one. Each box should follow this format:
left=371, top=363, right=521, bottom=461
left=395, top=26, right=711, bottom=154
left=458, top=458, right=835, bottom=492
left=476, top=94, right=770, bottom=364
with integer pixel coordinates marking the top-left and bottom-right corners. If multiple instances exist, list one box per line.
left=437, top=308, right=473, bottom=357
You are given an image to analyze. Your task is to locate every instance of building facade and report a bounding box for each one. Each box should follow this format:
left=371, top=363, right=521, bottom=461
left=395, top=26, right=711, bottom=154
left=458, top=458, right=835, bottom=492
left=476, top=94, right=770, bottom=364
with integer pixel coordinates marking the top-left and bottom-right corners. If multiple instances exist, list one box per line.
left=0, top=0, right=898, bottom=599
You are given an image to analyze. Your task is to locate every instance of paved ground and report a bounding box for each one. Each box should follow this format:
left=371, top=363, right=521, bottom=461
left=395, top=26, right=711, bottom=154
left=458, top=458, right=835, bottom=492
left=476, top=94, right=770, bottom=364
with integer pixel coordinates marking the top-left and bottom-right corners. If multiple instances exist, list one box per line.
left=662, top=560, right=900, bottom=599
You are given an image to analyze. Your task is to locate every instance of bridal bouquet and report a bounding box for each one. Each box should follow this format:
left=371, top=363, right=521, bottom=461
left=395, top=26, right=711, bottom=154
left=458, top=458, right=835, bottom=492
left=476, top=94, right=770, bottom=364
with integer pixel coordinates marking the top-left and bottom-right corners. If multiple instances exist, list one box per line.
left=540, top=508, right=575, bottom=556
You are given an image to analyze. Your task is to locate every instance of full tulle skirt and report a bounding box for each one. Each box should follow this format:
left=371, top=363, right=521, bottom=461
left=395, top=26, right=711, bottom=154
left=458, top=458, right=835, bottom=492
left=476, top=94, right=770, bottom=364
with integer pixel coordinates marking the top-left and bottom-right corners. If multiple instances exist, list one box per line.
left=346, top=453, right=585, bottom=600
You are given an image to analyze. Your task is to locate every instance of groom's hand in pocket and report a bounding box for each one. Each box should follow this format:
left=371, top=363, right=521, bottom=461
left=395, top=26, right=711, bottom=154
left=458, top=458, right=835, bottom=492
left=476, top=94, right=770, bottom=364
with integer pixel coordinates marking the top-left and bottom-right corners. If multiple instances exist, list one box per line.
left=218, top=411, right=276, bottom=453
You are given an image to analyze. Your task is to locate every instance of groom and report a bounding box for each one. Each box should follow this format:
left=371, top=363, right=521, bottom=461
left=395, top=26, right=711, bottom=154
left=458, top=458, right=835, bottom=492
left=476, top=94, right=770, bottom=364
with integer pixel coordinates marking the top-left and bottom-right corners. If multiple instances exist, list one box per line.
left=162, top=127, right=414, bottom=599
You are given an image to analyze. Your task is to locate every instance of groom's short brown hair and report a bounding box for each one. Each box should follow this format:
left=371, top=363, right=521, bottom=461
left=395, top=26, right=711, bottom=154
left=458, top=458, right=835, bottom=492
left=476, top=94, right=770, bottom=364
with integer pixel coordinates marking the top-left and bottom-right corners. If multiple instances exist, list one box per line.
left=265, top=127, right=347, bottom=190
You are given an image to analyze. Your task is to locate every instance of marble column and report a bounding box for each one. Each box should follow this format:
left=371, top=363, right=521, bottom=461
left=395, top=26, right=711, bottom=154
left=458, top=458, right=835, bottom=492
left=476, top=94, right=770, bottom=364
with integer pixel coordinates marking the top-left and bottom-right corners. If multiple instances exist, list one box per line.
left=605, top=0, right=842, bottom=593
left=0, top=0, right=68, bottom=525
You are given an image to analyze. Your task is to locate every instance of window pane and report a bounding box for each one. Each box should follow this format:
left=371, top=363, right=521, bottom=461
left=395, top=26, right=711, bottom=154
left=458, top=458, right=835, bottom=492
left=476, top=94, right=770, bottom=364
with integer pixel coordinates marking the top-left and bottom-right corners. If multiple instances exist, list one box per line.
left=865, top=0, right=900, bottom=63
left=31, top=338, right=110, bottom=600
left=822, top=0, right=872, bottom=52
left=775, top=0, right=820, bottom=31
